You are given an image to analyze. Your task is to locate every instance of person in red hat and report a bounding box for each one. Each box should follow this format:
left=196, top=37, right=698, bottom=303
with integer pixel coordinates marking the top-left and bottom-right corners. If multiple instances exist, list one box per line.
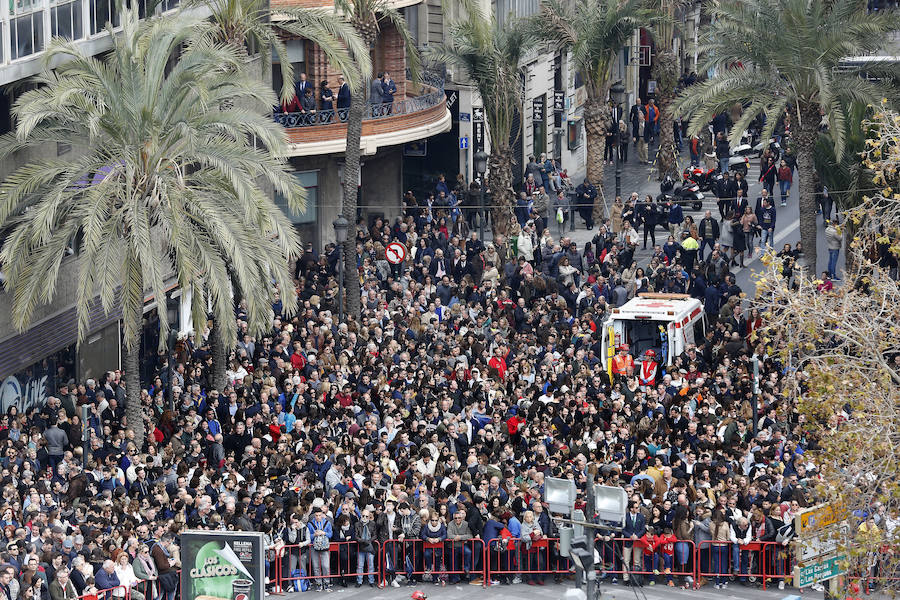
left=639, top=349, right=659, bottom=388
left=611, top=344, right=635, bottom=378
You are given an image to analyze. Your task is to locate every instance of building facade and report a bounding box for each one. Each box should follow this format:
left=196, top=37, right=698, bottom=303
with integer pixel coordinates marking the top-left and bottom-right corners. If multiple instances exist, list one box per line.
left=0, top=0, right=453, bottom=406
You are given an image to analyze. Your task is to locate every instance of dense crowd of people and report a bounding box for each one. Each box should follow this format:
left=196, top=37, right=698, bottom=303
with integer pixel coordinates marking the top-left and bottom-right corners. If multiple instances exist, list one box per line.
left=0, top=158, right=840, bottom=600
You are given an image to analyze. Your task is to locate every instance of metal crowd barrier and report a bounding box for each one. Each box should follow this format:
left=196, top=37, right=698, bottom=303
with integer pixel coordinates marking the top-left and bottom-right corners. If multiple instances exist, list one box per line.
left=276, top=540, right=382, bottom=590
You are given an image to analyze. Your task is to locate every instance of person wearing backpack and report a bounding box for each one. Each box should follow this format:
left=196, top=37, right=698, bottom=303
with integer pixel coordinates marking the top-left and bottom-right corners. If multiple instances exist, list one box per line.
left=281, top=514, right=310, bottom=591
left=307, top=506, right=333, bottom=592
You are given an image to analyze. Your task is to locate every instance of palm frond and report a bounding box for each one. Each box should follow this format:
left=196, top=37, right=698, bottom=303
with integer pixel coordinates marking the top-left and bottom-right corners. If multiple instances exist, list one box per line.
left=0, top=8, right=301, bottom=354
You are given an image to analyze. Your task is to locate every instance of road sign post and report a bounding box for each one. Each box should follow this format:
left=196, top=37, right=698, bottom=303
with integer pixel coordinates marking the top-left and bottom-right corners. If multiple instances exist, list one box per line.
left=385, top=242, right=407, bottom=265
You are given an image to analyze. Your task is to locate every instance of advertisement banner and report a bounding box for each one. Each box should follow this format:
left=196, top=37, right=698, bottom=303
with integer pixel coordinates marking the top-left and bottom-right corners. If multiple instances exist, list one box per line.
left=180, top=531, right=265, bottom=600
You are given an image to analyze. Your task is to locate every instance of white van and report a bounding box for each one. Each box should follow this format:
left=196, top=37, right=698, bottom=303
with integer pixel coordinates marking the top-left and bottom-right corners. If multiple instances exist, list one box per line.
left=601, top=293, right=706, bottom=373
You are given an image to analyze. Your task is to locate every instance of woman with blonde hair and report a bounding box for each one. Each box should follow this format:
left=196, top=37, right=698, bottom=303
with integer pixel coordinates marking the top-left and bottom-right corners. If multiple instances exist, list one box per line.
left=618, top=120, right=629, bottom=162
left=519, top=510, right=546, bottom=585
left=611, top=196, right=624, bottom=234
left=113, top=551, right=144, bottom=600
left=636, top=110, right=648, bottom=163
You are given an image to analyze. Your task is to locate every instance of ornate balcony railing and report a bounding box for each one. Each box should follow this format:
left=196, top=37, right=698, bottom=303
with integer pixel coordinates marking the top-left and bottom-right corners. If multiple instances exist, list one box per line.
left=274, top=73, right=445, bottom=128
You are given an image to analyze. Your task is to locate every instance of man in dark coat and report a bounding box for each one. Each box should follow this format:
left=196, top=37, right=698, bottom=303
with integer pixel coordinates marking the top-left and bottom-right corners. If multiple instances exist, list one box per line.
left=698, top=210, right=720, bottom=262
left=381, top=71, right=397, bottom=114
left=575, top=179, right=597, bottom=230
left=369, top=72, right=384, bottom=114
left=336, top=75, right=351, bottom=116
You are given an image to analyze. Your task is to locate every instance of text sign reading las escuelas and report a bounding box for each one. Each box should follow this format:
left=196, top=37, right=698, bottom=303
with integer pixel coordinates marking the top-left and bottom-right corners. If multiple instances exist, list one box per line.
left=797, top=503, right=847, bottom=534
left=795, top=555, right=846, bottom=587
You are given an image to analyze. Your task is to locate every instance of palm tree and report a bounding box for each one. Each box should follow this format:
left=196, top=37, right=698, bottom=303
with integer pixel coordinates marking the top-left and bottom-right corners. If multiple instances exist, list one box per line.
left=0, top=9, right=304, bottom=443
left=537, top=0, right=648, bottom=218
left=673, top=0, right=900, bottom=274
left=182, top=0, right=369, bottom=388
left=430, top=0, right=534, bottom=236
left=186, top=0, right=371, bottom=104
left=334, top=0, right=420, bottom=319
left=649, top=0, right=680, bottom=180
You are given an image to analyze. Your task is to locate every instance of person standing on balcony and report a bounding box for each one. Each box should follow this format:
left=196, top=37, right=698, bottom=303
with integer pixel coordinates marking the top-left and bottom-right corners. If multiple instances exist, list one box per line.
left=320, top=80, right=334, bottom=123
left=382, top=71, right=397, bottom=115
left=370, top=72, right=385, bottom=116
left=294, top=72, right=311, bottom=107
left=337, top=75, right=351, bottom=121
left=300, top=88, right=317, bottom=124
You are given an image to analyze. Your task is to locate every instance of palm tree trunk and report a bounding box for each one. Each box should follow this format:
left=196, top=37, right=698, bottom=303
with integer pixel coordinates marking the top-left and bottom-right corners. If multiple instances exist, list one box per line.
left=795, top=102, right=821, bottom=276
left=123, top=306, right=145, bottom=444
left=342, top=83, right=365, bottom=320
left=488, top=148, right=517, bottom=237
left=653, top=50, right=680, bottom=181
left=584, top=98, right=608, bottom=220
left=210, top=321, right=228, bottom=393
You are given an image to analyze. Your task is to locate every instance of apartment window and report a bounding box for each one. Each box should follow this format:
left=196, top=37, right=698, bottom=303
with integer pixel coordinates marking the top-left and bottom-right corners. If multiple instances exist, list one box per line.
left=90, top=0, right=120, bottom=35
left=52, top=0, right=84, bottom=41
left=275, top=171, right=317, bottom=224
left=493, top=0, right=538, bottom=26
left=404, top=5, right=419, bottom=47
left=160, top=0, right=179, bottom=12
left=272, top=40, right=305, bottom=99
left=10, top=0, right=44, bottom=60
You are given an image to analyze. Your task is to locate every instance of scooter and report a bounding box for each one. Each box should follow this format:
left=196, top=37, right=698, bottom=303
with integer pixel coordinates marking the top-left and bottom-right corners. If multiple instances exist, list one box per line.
left=732, top=130, right=781, bottom=161
left=724, top=154, right=750, bottom=176
left=658, top=175, right=704, bottom=211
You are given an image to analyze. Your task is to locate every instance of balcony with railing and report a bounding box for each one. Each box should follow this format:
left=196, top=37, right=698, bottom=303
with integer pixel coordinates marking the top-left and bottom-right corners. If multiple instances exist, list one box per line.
left=275, top=74, right=450, bottom=157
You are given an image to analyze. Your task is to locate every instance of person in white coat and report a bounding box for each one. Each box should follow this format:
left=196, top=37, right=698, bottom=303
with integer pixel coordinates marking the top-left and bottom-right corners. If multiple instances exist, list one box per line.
left=517, top=222, right=535, bottom=262
left=113, top=553, right=145, bottom=600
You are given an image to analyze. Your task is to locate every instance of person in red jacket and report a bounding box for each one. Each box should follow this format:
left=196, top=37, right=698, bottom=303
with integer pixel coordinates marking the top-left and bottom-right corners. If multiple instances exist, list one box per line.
left=654, top=527, right=677, bottom=586
left=638, top=349, right=659, bottom=389
left=776, top=159, right=793, bottom=207
left=488, top=346, right=508, bottom=380
left=639, top=529, right=656, bottom=580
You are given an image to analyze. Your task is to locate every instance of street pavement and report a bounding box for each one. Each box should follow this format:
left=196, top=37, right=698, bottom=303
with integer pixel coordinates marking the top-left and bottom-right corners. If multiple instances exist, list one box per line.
left=553, top=141, right=836, bottom=295
left=276, top=579, right=805, bottom=600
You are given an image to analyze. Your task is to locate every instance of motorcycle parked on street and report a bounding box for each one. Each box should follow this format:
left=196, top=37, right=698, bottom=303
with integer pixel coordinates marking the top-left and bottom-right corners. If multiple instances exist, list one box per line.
left=658, top=175, right=704, bottom=211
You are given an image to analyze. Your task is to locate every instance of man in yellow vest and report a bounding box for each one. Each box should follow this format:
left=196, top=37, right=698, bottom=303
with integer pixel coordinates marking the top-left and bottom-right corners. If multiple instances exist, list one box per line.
left=611, top=344, right=635, bottom=378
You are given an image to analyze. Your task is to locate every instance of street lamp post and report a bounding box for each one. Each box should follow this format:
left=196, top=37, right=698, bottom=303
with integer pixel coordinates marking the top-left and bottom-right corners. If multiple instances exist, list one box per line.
left=333, top=216, right=349, bottom=334
left=751, top=353, right=760, bottom=436
left=474, top=150, right=488, bottom=239
left=610, top=81, right=626, bottom=200
left=166, top=300, right=179, bottom=411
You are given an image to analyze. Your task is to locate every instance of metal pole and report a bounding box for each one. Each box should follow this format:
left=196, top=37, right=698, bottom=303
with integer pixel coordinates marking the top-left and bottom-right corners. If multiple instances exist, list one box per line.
left=337, top=245, right=345, bottom=327
left=751, top=355, right=760, bottom=436
left=585, top=472, right=597, bottom=600
left=167, top=333, right=174, bottom=411
left=569, top=190, right=575, bottom=232
left=479, top=181, right=485, bottom=239
left=81, top=404, right=89, bottom=469
left=615, top=119, right=622, bottom=198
